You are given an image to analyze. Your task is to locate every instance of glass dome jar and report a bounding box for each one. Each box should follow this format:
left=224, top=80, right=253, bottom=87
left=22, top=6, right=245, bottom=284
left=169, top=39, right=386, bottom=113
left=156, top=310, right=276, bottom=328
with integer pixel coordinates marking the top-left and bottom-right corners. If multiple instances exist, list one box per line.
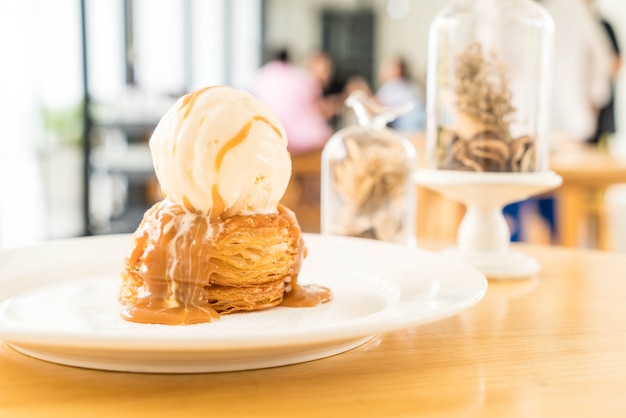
left=425, top=0, right=554, bottom=173
left=321, top=91, right=417, bottom=244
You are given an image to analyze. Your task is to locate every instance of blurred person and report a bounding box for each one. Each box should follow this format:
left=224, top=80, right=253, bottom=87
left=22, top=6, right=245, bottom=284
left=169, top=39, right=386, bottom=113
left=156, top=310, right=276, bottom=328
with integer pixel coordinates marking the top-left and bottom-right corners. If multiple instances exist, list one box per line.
left=540, top=0, right=614, bottom=145
left=305, top=50, right=333, bottom=95
left=305, top=50, right=347, bottom=129
left=504, top=0, right=615, bottom=243
left=588, top=3, right=621, bottom=146
left=252, top=49, right=337, bottom=155
left=376, top=57, right=426, bottom=132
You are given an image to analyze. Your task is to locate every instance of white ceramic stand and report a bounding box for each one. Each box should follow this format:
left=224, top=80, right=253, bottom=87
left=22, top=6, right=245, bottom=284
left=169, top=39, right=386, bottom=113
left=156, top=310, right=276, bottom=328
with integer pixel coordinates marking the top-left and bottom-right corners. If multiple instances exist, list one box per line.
left=414, top=170, right=562, bottom=279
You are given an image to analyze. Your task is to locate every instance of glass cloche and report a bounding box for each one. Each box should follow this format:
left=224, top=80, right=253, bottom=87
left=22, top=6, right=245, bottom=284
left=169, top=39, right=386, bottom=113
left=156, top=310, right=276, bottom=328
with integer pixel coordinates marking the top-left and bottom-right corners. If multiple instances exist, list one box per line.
left=321, top=91, right=417, bottom=244
left=425, top=0, right=554, bottom=173
left=415, top=0, right=562, bottom=279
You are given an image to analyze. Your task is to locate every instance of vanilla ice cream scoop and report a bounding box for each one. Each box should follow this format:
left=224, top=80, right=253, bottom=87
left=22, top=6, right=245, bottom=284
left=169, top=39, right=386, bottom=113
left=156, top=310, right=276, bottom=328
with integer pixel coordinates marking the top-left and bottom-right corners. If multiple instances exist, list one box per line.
left=149, top=86, right=291, bottom=219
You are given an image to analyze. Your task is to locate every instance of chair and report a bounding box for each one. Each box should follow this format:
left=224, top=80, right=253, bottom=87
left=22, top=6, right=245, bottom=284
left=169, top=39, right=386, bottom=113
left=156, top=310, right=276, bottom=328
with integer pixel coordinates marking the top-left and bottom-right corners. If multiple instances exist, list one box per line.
left=281, top=149, right=323, bottom=233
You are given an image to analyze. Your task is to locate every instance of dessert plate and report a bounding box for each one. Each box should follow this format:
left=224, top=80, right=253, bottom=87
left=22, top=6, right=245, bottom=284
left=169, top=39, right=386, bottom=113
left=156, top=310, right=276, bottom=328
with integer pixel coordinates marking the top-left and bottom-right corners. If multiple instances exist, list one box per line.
left=0, top=234, right=487, bottom=373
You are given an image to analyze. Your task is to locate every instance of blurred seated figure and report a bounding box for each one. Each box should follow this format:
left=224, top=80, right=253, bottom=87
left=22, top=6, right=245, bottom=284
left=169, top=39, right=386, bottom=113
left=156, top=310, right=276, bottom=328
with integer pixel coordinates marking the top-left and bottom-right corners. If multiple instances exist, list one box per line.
left=375, top=57, right=426, bottom=132
left=542, top=0, right=613, bottom=145
left=305, top=50, right=344, bottom=123
left=251, top=49, right=337, bottom=155
left=505, top=0, right=614, bottom=243
left=589, top=11, right=621, bottom=146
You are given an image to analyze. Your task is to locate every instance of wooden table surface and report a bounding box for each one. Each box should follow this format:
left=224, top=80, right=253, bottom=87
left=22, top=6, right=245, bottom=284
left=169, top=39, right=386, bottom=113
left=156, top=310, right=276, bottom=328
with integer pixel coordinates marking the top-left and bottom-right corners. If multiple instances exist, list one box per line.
left=550, top=145, right=626, bottom=187
left=2, top=244, right=626, bottom=417
left=550, top=146, right=626, bottom=248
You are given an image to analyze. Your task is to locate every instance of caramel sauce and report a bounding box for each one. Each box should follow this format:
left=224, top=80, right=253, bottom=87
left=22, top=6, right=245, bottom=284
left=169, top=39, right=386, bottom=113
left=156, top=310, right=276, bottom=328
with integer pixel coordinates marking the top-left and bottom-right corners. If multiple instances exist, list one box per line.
left=214, top=115, right=283, bottom=172
left=182, top=195, right=196, bottom=212
left=210, top=184, right=225, bottom=221
left=181, top=86, right=219, bottom=119
left=281, top=284, right=332, bottom=307
left=215, top=119, right=254, bottom=172
left=121, top=203, right=221, bottom=324
left=121, top=202, right=332, bottom=325
left=123, top=299, right=220, bottom=325
left=252, top=115, right=283, bottom=138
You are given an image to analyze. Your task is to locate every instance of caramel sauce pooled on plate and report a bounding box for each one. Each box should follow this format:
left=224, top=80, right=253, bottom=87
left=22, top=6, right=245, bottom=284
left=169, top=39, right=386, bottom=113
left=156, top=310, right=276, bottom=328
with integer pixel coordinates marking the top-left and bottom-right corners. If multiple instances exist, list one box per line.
left=281, top=284, right=333, bottom=307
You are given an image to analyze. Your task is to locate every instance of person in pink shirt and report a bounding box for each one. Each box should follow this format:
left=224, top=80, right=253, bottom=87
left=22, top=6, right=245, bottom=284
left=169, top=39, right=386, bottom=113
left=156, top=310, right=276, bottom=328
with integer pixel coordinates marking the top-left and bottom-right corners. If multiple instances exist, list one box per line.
left=252, top=49, right=336, bottom=155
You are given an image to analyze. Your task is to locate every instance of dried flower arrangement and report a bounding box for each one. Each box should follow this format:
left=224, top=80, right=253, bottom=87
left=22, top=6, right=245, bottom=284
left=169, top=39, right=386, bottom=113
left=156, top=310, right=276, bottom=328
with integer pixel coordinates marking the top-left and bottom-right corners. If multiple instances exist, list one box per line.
left=437, top=42, right=536, bottom=172
left=455, top=42, right=515, bottom=140
left=331, top=134, right=410, bottom=241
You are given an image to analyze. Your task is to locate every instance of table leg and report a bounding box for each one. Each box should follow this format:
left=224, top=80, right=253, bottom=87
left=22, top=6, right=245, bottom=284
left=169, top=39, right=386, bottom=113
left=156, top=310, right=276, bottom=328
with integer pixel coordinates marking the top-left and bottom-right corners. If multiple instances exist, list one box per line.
left=555, top=185, right=583, bottom=247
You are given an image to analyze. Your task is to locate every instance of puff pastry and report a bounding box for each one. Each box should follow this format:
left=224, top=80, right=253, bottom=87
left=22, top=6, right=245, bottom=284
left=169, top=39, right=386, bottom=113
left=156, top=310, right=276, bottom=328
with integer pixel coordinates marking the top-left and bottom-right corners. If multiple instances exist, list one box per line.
left=119, top=201, right=328, bottom=325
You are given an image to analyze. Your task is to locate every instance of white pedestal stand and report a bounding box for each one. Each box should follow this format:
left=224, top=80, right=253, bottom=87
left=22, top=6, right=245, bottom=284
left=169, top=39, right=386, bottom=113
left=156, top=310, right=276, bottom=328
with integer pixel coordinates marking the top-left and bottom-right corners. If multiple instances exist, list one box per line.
left=415, top=170, right=562, bottom=279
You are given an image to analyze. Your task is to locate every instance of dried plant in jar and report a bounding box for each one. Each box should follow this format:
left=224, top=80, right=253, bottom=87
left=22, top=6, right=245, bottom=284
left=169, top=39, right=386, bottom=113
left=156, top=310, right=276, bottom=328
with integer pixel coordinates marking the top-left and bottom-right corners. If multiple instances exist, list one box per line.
left=437, top=42, right=536, bottom=173
left=332, top=134, right=410, bottom=241
left=455, top=42, right=515, bottom=140
left=321, top=91, right=416, bottom=244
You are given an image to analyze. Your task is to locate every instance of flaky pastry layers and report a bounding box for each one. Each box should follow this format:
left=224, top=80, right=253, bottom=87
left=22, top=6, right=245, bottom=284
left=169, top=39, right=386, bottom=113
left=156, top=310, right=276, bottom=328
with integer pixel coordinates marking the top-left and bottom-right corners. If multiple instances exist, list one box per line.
left=119, top=200, right=319, bottom=325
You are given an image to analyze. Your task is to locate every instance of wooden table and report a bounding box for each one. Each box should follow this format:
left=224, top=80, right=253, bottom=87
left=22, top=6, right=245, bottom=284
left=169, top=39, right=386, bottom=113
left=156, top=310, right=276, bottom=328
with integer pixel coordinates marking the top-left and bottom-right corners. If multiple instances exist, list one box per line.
left=550, top=146, right=626, bottom=249
left=2, top=244, right=626, bottom=417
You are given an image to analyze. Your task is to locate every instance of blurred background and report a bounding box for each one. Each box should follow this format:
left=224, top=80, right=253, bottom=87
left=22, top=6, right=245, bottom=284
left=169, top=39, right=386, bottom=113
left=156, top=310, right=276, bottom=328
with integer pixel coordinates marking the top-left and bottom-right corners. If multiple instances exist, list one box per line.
left=1, top=0, right=626, bottom=250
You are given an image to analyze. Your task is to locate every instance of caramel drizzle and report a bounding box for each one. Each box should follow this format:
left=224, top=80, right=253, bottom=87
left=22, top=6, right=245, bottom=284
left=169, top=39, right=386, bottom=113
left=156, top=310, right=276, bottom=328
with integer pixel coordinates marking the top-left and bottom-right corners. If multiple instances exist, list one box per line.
left=121, top=203, right=221, bottom=324
left=214, top=115, right=283, bottom=172
left=254, top=115, right=283, bottom=137
left=182, top=195, right=195, bottom=212
left=210, top=184, right=225, bottom=220
left=180, top=85, right=220, bottom=119
left=209, top=115, right=283, bottom=219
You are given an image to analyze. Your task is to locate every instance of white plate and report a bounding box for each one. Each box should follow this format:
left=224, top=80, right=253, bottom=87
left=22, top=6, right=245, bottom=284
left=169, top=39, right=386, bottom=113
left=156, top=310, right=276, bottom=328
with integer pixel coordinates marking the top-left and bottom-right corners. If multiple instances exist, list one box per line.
left=0, top=234, right=487, bottom=373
